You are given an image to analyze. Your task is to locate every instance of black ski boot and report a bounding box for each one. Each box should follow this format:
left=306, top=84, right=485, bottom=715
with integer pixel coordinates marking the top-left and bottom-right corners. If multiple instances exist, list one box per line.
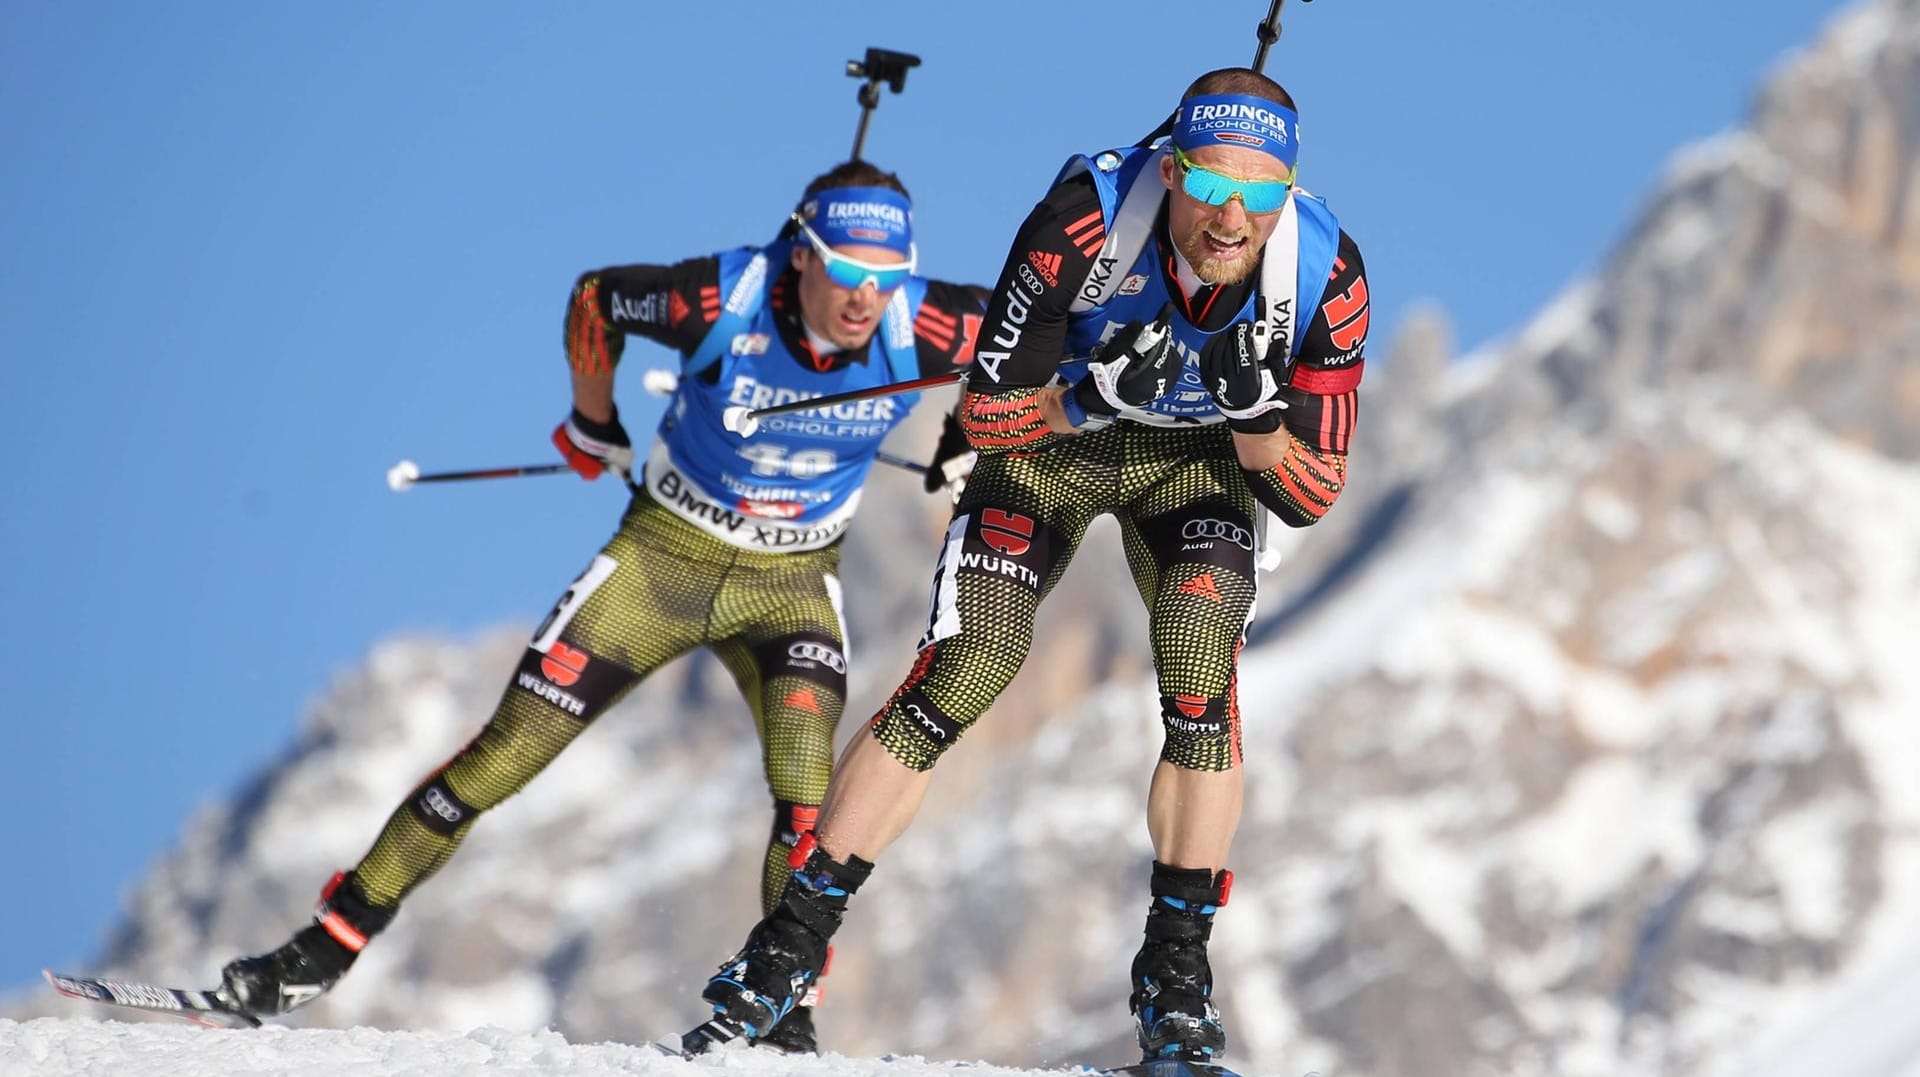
left=1129, top=862, right=1232, bottom=1064
left=750, top=944, right=831, bottom=1054
left=693, top=838, right=869, bottom=1051
left=220, top=871, right=394, bottom=1017
left=753, top=997, right=817, bottom=1054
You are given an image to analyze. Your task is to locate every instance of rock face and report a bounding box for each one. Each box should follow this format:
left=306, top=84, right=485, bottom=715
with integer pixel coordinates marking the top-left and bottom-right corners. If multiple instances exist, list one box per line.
left=11, top=4, right=1920, bottom=1075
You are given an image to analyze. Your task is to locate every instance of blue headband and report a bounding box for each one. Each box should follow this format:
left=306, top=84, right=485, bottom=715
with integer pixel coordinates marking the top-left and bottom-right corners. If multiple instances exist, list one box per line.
left=1171, top=94, right=1300, bottom=172
left=797, top=186, right=913, bottom=257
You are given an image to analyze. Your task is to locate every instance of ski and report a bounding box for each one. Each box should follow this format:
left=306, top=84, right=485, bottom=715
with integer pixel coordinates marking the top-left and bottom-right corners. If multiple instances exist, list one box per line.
left=677, top=1014, right=750, bottom=1056
left=42, top=969, right=262, bottom=1029
left=1100, top=1061, right=1245, bottom=1077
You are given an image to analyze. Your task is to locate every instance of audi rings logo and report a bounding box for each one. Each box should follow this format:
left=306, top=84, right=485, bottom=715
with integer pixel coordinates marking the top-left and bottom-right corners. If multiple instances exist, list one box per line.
left=1183, top=518, right=1254, bottom=550
left=422, top=786, right=463, bottom=824
left=905, top=702, right=947, bottom=742
left=788, top=641, right=847, bottom=675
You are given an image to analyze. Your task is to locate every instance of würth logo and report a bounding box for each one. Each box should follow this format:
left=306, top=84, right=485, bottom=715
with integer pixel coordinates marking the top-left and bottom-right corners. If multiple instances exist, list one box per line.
left=1028, top=250, right=1062, bottom=287
left=980, top=509, right=1036, bottom=556
left=541, top=642, right=589, bottom=687
left=1173, top=695, right=1210, bottom=719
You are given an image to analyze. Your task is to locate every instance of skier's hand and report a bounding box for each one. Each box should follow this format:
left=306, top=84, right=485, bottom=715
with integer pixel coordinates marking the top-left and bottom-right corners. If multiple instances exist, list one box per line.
left=552, top=406, right=634, bottom=480
left=924, top=412, right=977, bottom=502
left=1064, top=302, right=1179, bottom=428
left=1199, top=320, right=1287, bottom=434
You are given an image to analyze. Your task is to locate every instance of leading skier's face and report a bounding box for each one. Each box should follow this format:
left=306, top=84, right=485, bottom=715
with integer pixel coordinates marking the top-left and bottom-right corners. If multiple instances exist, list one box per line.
left=791, top=241, right=909, bottom=352
left=1160, top=143, right=1293, bottom=286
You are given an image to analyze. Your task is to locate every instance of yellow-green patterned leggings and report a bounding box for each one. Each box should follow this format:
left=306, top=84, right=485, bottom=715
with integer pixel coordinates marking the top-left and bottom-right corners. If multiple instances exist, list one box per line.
left=351, top=489, right=847, bottom=916
left=871, top=422, right=1260, bottom=773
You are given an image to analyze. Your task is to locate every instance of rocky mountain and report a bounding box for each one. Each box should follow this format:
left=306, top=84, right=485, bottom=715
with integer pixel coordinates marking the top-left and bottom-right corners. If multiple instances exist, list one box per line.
left=9, top=2, right=1919, bottom=1075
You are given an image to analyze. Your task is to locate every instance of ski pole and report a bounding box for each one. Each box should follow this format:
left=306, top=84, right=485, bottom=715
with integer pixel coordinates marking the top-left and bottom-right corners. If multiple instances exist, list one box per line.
left=720, top=370, right=964, bottom=437
left=642, top=367, right=935, bottom=473
left=387, top=450, right=920, bottom=490
left=386, top=460, right=575, bottom=491
left=875, top=450, right=927, bottom=475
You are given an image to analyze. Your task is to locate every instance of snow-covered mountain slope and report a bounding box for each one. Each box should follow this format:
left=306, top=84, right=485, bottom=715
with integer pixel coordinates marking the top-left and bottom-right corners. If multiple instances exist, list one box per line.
left=8, top=2, right=1920, bottom=1076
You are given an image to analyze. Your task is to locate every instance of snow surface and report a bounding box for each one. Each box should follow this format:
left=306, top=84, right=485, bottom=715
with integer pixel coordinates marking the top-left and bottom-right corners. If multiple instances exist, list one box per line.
left=0, top=1018, right=1090, bottom=1077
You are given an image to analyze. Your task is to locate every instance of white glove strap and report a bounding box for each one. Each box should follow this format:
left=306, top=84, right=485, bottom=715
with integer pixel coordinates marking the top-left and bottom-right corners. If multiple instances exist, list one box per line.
left=1213, top=367, right=1288, bottom=423
left=1084, top=355, right=1132, bottom=414
left=565, top=418, right=635, bottom=474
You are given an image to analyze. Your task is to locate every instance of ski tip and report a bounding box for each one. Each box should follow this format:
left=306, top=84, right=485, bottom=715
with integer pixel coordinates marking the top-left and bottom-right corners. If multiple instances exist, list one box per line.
left=40, top=969, right=263, bottom=1030
left=678, top=1016, right=747, bottom=1057
left=42, top=969, right=90, bottom=1000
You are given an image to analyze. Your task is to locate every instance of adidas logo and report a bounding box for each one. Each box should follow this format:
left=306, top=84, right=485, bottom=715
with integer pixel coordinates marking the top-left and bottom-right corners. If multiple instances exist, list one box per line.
left=1028, top=250, right=1062, bottom=287
left=1176, top=572, right=1223, bottom=602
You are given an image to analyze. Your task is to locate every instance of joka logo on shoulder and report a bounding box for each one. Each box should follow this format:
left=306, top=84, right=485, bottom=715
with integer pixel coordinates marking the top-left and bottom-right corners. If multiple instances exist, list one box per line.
left=540, top=641, right=589, bottom=687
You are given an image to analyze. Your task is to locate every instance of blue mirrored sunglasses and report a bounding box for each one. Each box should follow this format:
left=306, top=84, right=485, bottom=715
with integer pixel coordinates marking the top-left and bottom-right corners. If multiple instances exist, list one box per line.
left=1171, top=145, right=1293, bottom=214
left=792, top=216, right=915, bottom=293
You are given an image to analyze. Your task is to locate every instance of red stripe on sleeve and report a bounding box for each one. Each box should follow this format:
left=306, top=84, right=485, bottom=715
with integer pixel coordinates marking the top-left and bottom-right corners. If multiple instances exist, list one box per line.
left=1288, top=360, right=1364, bottom=395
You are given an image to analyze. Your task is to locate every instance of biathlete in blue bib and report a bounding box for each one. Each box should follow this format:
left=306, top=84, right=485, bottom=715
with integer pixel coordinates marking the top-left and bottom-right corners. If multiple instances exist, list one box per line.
left=694, top=68, right=1373, bottom=1069
left=216, top=160, right=988, bottom=1056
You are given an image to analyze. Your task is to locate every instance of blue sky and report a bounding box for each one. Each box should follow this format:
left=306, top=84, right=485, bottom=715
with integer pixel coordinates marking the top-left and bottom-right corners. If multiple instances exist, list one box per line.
left=1, top=2, right=1847, bottom=991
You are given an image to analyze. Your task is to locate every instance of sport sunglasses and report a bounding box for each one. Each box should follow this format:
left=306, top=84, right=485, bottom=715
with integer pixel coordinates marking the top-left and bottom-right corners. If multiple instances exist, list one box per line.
left=1170, top=145, right=1294, bottom=214
left=791, top=215, right=916, bottom=293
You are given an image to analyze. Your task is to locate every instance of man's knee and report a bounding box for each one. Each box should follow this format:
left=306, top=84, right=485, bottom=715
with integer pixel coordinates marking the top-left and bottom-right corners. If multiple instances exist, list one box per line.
left=1158, top=692, right=1242, bottom=772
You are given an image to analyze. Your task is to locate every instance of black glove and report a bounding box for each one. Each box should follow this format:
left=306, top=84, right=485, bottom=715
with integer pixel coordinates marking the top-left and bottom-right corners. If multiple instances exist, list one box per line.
left=1062, top=302, right=1179, bottom=429
left=924, top=412, right=977, bottom=501
left=1198, top=320, right=1287, bottom=434
left=551, top=405, right=634, bottom=480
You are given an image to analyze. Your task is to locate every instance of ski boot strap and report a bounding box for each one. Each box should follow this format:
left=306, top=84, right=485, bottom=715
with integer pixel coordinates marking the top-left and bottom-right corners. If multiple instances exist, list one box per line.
left=778, top=835, right=874, bottom=939
left=1149, top=861, right=1232, bottom=915
left=315, top=871, right=396, bottom=954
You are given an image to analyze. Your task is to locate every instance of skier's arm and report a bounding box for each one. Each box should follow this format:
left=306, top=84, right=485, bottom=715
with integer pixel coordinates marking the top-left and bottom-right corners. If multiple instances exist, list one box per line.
left=555, top=256, right=721, bottom=472
left=958, top=177, right=1105, bottom=455
left=563, top=256, right=724, bottom=384
left=910, top=279, right=990, bottom=376
left=911, top=280, right=991, bottom=496
left=1239, top=230, right=1369, bottom=526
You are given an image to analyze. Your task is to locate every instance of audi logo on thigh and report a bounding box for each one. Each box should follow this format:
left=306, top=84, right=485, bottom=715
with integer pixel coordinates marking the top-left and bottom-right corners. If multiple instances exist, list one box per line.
left=1182, top=518, right=1254, bottom=550
left=787, top=641, right=847, bottom=675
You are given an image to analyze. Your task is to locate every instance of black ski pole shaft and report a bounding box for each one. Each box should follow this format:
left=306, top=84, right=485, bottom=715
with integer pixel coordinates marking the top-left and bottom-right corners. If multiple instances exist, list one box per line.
left=386, top=460, right=573, bottom=491
left=875, top=450, right=928, bottom=475
left=722, top=369, right=964, bottom=434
